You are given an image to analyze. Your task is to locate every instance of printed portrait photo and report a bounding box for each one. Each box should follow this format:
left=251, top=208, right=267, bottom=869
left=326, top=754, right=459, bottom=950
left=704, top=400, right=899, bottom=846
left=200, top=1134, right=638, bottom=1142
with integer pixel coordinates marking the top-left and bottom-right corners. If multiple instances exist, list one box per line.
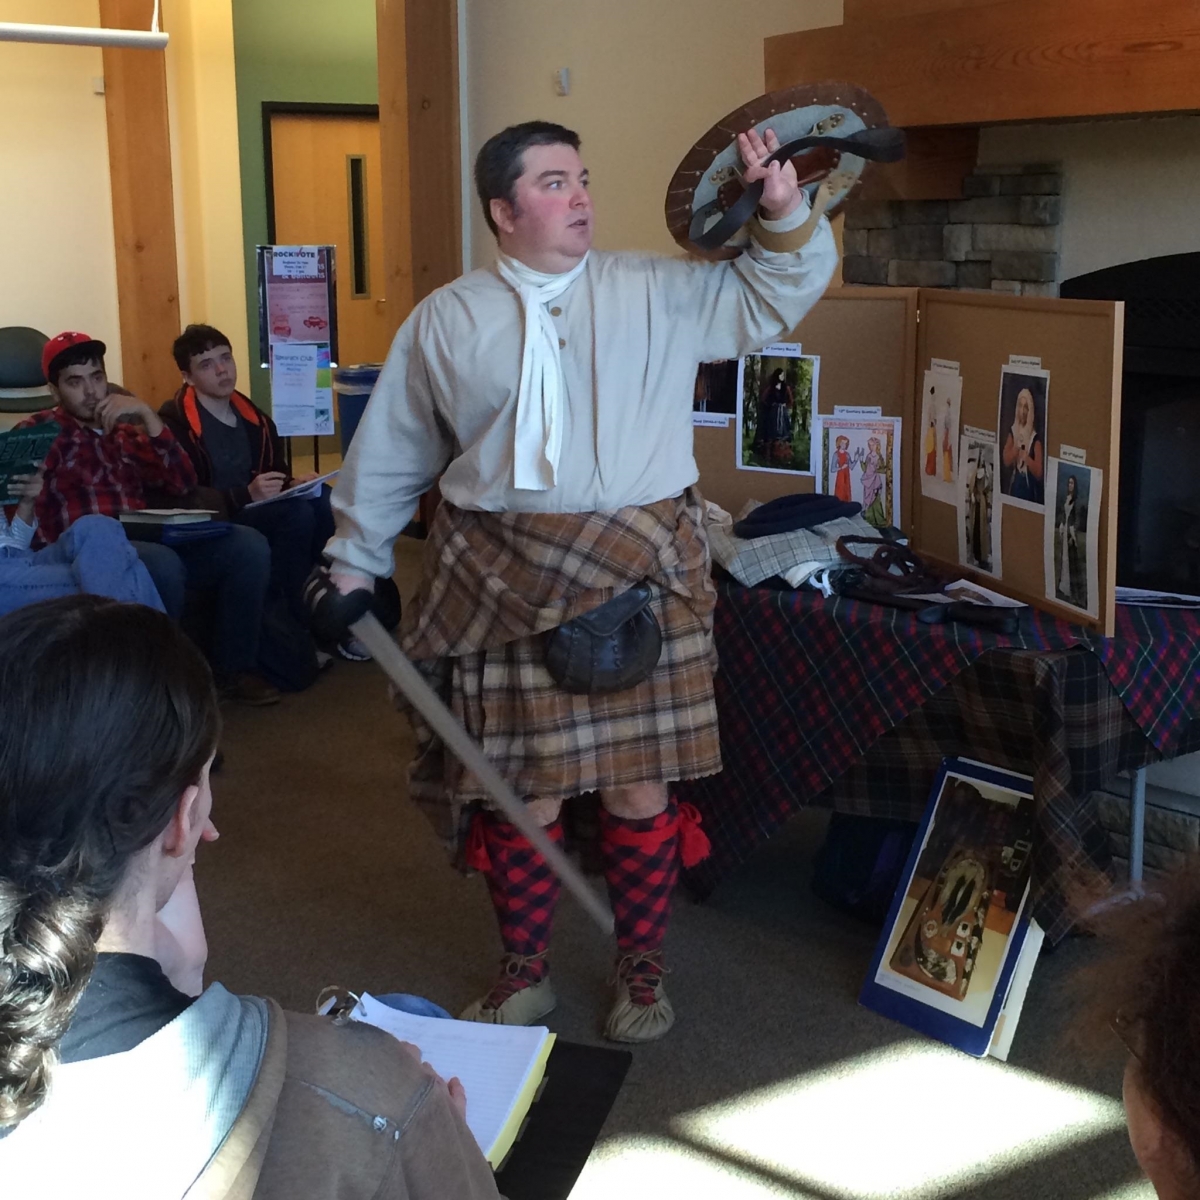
left=737, top=350, right=818, bottom=475
left=997, top=366, right=1050, bottom=511
left=693, top=359, right=739, bottom=417
left=1043, top=458, right=1102, bottom=620
left=958, top=436, right=1001, bottom=577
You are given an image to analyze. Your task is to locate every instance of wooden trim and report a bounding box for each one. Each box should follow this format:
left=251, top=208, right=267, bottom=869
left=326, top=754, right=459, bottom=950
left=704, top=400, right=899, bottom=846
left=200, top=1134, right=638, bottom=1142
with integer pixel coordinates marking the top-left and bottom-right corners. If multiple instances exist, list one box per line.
left=844, top=0, right=1009, bottom=21
left=375, top=0, right=414, bottom=331
left=766, top=0, right=1200, bottom=129
left=262, top=102, right=379, bottom=244
left=403, top=0, right=461, bottom=303
left=99, top=0, right=181, bottom=402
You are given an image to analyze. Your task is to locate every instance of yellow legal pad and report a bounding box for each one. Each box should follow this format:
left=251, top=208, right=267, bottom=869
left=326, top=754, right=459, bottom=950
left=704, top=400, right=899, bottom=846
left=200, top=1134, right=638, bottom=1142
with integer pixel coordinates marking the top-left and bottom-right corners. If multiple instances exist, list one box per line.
left=352, top=992, right=555, bottom=1166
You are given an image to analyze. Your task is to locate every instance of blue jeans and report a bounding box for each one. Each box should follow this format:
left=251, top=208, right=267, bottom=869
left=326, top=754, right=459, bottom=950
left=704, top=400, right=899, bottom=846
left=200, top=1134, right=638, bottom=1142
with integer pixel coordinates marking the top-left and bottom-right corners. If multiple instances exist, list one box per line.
left=0, top=514, right=165, bottom=617
left=236, top=488, right=335, bottom=626
left=133, top=525, right=270, bottom=675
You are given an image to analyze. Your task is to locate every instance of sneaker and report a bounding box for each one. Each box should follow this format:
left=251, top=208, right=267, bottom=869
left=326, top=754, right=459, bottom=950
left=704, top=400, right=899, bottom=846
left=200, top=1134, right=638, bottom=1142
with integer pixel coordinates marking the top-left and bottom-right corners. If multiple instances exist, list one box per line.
left=336, top=636, right=371, bottom=662
left=217, top=672, right=282, bottom=707
left=459, top=953, right=557, bottom=1026
left=604, top=950, right=675, bottom=1043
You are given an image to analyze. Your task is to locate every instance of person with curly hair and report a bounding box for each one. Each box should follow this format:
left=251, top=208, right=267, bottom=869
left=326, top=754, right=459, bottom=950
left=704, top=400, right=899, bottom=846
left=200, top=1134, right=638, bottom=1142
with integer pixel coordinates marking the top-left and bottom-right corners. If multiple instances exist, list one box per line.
left=0, top=596, right=498, bottom=1199
left=1091, top=866, right=1200, bottom=1198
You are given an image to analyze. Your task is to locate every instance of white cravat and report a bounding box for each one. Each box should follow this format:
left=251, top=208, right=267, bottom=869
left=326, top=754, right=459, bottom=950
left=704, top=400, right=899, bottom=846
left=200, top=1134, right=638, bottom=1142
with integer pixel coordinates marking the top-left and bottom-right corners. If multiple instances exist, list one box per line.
left=496, top=251, right=589, bottom=491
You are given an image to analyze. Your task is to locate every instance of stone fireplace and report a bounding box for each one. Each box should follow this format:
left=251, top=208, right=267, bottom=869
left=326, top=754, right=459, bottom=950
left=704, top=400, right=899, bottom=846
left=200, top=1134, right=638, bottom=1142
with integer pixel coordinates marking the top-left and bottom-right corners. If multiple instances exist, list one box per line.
left=842, top=163, right=1063, bottom=296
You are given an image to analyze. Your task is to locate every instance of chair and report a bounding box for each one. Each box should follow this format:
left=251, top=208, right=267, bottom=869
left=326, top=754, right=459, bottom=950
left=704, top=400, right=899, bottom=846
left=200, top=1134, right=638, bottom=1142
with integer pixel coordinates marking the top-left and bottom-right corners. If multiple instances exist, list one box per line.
left=0, top=326, right=53, bottom=417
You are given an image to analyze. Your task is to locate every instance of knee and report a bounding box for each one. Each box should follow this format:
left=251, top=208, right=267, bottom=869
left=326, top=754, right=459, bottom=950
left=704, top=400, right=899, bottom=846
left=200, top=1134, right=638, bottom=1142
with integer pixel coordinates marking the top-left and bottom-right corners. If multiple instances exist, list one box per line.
left=525, top=797, right=564, bottom=827
left=228, top=526, right=271, bottom=578
left=602, top=783, right=669, bottom=820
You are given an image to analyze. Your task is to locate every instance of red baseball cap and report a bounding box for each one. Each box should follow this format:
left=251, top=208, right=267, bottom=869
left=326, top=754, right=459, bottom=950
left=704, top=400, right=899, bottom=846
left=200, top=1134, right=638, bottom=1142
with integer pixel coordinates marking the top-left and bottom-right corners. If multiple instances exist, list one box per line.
left=42, top=331, right=107, bottom=383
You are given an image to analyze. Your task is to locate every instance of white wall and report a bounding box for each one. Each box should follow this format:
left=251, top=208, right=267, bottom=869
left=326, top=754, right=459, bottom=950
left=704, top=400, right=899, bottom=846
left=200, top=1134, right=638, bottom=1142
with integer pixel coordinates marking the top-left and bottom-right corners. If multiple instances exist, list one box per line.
left=979, top=117, right=1200, bottom=282
left=0, top=0, right=123, bottom=381
left=464, top=0, right=843, bottom=268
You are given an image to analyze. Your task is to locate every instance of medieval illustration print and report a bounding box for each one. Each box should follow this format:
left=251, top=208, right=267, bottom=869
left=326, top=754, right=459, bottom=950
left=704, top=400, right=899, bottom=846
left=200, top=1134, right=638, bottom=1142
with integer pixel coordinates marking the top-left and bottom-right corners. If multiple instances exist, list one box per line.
left=736, top=344, right=818, bottom=475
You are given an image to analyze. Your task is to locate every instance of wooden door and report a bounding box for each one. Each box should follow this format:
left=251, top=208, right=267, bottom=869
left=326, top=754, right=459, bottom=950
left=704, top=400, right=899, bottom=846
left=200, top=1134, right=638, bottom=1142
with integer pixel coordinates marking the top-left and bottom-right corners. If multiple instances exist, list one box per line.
left=270, top=112, right=394, bottom=369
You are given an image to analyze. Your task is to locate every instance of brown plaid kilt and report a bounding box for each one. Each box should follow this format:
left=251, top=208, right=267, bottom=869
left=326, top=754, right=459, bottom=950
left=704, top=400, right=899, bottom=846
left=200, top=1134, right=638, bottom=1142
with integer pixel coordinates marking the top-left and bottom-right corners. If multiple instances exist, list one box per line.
left=397, top=489, right=721, bottom=858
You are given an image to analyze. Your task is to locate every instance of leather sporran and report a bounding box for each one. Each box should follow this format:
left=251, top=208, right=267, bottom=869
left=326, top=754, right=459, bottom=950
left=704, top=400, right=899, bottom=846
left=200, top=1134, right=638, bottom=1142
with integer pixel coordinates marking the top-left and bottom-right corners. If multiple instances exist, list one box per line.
left=544, top=581, right=663, bottom=695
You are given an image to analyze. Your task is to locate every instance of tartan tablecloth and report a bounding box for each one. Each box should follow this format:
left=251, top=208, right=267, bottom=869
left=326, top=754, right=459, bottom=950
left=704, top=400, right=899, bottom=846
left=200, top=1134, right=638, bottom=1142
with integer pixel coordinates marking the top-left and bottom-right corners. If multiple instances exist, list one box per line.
left=677, top=585, right=1200, bottom=940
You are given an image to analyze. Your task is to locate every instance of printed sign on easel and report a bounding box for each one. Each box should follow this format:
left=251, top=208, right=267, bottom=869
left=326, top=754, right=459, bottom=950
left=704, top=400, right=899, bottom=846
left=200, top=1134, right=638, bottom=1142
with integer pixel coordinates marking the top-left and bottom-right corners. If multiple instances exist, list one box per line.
left=257, top=245, right=338, bottom=437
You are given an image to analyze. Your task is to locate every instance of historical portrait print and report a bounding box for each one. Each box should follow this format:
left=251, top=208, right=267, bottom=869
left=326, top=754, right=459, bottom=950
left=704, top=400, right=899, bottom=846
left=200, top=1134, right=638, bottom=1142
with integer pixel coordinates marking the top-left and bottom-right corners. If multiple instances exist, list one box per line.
left=1043, top=458, right=1102, bottom=619
left=736, top=345, right=819, bottom=475
left=957, top=433, right=1001, bottom=577
left=997, top=365, right=1050, bottom=511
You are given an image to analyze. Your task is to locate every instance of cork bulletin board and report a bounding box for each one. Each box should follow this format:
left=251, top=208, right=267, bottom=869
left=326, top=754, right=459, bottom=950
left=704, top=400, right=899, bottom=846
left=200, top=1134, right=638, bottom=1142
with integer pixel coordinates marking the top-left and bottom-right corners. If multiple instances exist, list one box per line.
left=694, top=285, right=1124, bottom=635
left=912, top=290, right=1124, bottom=635
left=694, top=286, right=918, bottom=518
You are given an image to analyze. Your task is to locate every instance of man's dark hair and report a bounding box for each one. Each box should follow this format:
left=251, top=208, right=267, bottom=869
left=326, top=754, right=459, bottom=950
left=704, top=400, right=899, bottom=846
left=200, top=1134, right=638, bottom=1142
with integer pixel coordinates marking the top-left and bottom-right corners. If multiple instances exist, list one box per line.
left=47, top=346, right=104, bottom=388
left=474, top=121, right=581, bottom=238
left=173, top=324, right=232, bottom=373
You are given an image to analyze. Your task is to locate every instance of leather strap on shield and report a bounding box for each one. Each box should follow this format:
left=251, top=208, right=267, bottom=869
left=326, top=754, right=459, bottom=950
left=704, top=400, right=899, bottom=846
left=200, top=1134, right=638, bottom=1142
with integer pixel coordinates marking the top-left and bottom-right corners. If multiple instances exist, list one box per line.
left=665, top=82, right=906, bottom=260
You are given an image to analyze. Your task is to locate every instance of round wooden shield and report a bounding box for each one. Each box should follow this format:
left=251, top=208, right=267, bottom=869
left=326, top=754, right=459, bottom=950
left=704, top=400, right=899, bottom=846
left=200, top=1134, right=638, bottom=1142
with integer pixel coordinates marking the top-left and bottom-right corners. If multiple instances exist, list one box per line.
left=665, top=82, right=894, bottom=260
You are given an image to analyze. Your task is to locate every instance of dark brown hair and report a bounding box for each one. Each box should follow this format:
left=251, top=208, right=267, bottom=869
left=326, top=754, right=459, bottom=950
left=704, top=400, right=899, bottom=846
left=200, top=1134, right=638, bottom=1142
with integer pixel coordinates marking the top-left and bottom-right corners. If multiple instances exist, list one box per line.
left=474, top=120, right=581, bottom=238
left=173, top=324, right=232, bottom=373
left=0, top=597, right=220, bottom=1128
left=1088, top=864, right=1200, bottom=1180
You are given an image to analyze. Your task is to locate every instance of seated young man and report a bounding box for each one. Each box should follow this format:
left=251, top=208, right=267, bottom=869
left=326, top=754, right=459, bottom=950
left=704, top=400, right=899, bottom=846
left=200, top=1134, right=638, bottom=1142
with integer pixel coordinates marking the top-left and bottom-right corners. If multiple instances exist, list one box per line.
left=0, top=596, right=499, bottom=1199
left=19, top=331, right=279, bottom=706
left=0, top=469, right=163, bottom=615
left=159, top=324, right=361, bottom=655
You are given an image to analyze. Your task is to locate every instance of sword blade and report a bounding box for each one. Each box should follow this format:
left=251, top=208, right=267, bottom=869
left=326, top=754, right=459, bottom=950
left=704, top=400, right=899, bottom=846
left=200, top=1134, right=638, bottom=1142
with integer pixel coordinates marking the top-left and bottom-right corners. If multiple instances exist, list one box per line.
left=349, top=611, right=614, bottom=934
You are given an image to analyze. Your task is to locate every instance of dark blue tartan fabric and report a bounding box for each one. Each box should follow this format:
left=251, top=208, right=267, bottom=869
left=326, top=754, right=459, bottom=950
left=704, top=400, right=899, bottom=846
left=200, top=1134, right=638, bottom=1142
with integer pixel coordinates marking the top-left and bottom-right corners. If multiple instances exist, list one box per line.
left=677, top=585, right=1200, bottom=941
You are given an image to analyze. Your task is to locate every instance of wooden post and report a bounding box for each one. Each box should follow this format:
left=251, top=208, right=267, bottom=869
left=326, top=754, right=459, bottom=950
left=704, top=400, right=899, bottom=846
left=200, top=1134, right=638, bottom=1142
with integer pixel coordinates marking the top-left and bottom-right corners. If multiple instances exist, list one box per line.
left=99, top=0, right=181, bottom=402
left=375, top=0, right=415, bottom=336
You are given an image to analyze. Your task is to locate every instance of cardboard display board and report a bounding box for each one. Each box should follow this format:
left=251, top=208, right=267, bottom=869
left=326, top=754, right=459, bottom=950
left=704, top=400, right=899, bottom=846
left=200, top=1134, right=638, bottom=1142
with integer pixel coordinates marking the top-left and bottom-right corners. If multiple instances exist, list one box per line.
left=694, top=287, right=917, bottom=518
left=695, top=286, right=1123, bottom=635
left=913, top=290, right=1123, bottom=635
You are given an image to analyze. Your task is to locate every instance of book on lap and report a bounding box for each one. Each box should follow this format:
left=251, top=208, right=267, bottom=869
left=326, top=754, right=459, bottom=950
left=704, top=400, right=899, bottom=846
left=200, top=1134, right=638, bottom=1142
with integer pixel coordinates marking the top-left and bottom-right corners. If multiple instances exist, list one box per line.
left=119, top=509, right=218, bottom=525
left=350, top=993, right=555, bottom=1168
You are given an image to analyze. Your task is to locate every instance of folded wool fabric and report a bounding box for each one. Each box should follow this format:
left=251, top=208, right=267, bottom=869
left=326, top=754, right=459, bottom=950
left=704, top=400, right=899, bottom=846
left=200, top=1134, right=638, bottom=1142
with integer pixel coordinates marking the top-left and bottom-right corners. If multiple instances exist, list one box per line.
left=732, top=492, right=861, bottom=539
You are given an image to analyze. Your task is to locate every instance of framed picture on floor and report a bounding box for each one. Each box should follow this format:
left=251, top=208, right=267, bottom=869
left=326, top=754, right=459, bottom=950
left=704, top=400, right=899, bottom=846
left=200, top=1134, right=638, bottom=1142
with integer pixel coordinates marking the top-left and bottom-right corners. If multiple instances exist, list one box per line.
left=859, top=757, right=1041, bottom=1058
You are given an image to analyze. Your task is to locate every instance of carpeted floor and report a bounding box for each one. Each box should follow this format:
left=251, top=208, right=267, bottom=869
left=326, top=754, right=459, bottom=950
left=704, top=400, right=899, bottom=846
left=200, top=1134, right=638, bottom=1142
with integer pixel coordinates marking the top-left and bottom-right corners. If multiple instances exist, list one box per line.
left=197, top=538, right=1151, bottom=1200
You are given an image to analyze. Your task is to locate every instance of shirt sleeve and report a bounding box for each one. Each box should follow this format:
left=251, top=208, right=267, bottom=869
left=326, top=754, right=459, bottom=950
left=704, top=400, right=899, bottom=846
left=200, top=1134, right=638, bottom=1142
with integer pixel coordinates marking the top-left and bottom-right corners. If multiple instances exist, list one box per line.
left=118, top=425, right=198, bottom=495
left=0, top=513, right=36, bottom=551
left=326, top=309, right=453, bottom=578
left=654, top=194, right=840, bottom=363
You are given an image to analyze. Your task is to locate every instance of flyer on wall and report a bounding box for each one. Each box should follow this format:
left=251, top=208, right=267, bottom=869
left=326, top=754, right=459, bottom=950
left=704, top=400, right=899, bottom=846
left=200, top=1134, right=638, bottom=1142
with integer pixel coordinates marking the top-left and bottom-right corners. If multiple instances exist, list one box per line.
left=256, top=245, right=339, bottom=365
left=813, top=414, right=902, bottom=529
left=735, top=343, right=819, bottom=475
left=918, top=368, right=962, bottom=507
left=693, top=359, right=739, bottom=428
left=957, top=428, right=1002, bottom=578
left=1043, top=457, right=1102, bottom=619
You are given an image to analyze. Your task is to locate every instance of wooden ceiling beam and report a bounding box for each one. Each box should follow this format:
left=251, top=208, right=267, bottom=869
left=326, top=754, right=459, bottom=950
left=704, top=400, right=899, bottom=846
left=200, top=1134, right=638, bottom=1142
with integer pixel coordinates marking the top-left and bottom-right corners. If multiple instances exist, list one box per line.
left=767, top=0, right=1200, bottom=129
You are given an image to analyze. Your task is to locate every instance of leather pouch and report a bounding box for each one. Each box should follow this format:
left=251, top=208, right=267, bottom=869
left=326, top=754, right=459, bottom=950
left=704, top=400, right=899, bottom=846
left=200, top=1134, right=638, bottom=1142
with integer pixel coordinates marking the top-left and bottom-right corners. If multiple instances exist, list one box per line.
left=544, top=581, right=663, bottom=695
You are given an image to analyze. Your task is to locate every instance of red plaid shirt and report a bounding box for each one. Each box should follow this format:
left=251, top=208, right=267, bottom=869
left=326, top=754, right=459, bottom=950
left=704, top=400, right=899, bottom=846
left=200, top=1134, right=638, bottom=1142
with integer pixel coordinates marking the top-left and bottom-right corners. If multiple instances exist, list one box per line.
left=17, top=407, right=197, bottom=545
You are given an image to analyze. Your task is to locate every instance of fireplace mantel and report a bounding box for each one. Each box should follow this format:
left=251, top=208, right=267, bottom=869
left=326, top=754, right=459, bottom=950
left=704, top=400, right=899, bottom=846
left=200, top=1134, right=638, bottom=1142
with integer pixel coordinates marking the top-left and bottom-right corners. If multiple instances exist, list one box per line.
left=765, top=0, right=1200, bottom=199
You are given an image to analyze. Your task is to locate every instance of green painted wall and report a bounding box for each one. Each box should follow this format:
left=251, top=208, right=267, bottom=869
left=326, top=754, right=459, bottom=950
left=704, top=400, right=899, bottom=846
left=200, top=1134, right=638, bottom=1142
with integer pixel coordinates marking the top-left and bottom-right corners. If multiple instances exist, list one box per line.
left=232, top=0, right=378, bottom=405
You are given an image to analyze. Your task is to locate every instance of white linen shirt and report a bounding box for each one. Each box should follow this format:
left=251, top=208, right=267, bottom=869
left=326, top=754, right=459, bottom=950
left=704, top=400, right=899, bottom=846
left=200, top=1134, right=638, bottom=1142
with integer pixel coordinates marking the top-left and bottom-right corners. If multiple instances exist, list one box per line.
left=328, top=207, right=838, bottom=578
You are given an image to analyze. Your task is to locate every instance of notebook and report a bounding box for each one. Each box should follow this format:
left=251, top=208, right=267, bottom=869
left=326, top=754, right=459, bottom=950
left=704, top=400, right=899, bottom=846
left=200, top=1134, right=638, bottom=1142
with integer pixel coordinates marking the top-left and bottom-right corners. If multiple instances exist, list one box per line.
left=119, top=508, right=217, bottom=525
left=242, top=469, right=340, bottom=510
left=350, top=992, right=555, bottom=1167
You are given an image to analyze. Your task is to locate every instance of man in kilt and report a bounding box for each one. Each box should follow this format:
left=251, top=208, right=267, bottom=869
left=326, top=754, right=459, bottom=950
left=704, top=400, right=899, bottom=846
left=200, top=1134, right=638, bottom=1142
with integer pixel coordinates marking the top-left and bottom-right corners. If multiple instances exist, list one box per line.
left=321, top=120, right=838, bottom=1042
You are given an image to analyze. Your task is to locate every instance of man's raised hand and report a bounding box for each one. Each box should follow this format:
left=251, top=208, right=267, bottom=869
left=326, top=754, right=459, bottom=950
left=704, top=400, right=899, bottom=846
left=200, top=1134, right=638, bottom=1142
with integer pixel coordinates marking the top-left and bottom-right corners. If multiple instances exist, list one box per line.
left=738, top=127, right=802, bottom=222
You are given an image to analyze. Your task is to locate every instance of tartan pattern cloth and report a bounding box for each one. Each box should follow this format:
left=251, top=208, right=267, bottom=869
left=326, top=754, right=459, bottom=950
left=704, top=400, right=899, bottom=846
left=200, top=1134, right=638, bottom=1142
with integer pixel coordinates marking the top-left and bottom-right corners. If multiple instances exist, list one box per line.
left=479, top=814, right=563, bottom=979
left=600, top=802, right=681, bottom=956
left=707, top=507, right=880, bottom=588
left=677, top=585, right=1200, bottom=941
left=16, top=407, right=196, bottom=545
left=400, top=492, right=722, bottom=858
